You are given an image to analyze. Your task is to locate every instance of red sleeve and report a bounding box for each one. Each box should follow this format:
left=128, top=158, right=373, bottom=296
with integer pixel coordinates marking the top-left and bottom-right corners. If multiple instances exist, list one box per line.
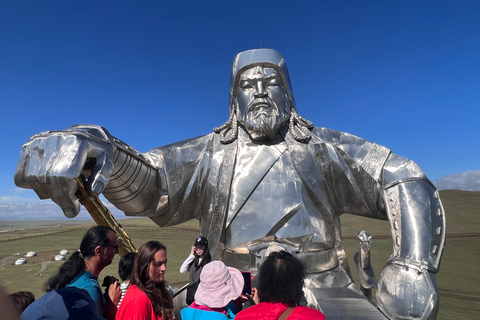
left=116, top=286, right=155, bottom=320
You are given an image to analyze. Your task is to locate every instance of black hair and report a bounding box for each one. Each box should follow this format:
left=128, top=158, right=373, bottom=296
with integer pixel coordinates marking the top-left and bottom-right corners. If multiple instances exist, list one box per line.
left=43, top=225, right=115, bottom=292
left=118, top=252, right=136, bottom=281
left=9, top=291, right=35, bottom=314
left=191, top=239, right=211, bottom=269
left=258, top=251, right=306, bottom=305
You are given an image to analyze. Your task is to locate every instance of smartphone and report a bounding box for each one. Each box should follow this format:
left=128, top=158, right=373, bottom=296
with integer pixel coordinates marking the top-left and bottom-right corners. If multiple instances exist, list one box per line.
left=241, top=271, right=252, bottom=295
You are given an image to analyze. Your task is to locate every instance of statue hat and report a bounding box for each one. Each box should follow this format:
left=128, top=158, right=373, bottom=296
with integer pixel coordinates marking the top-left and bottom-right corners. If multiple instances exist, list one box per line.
left=229, top=48, right=297, bottom=113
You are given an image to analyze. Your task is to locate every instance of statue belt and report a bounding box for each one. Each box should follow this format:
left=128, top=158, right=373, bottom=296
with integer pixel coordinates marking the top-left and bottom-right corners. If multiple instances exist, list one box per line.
left=223, top=248, right=339, bottom=274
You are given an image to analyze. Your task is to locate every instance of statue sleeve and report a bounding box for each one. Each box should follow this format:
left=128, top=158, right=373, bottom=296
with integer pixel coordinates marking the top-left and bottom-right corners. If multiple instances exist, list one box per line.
left=143, top=134, right=214, bottom=226
left=381, top=153, right=446, bottom=273
left=376, top=153, right=445, bottom=319
left=315, top=127, right=445, bottom=270
left=102, top=134, right=213, bottom=228
left=101, top=136, right=160, bottom=216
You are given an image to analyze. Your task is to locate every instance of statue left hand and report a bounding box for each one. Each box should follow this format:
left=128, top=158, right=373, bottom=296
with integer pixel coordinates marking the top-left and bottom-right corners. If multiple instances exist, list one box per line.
left=376, top=261, right=439, bottom=320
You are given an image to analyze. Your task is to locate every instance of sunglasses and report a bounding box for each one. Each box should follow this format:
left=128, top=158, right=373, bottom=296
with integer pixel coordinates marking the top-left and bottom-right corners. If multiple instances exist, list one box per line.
left=103, top=244, right=120, bottom=250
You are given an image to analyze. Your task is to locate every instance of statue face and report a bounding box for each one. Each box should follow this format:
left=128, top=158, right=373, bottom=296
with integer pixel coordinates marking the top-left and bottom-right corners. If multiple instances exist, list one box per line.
left=234, top=66, right=291, bottom=140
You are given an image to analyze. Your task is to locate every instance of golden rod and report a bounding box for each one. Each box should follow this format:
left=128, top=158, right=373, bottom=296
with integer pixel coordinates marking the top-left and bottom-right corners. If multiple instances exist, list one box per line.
left=75, top=178, right=136, bottom=257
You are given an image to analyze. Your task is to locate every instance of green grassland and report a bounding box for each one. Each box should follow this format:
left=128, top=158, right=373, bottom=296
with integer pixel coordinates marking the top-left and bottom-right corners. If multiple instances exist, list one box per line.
left=1, top=190, right=479, bottom=319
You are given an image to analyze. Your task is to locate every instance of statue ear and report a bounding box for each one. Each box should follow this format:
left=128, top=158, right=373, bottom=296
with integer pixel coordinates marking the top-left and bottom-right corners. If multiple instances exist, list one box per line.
left=286, top=93, right=294, bottom=112
left=231, top=99, right=241, bottom=123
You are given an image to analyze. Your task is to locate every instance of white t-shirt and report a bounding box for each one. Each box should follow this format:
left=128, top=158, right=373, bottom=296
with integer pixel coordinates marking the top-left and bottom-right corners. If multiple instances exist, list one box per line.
left=179, top=254, right=203, bottom=273
left=117, top=281, right=129, bottom=309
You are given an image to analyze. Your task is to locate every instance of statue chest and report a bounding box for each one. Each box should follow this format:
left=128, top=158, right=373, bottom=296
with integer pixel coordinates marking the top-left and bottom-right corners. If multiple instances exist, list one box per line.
left=225, top=147, right=336, bottom=251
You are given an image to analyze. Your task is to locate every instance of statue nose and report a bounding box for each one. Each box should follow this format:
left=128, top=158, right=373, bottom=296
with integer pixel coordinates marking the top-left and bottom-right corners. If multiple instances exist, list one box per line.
left=254, top=80, right=268, bottom=98
left=254, top=92, right=268, bottom=98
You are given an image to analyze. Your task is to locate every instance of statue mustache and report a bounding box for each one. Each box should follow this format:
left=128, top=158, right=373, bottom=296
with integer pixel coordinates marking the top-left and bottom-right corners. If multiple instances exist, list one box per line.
left=247, top=97, right=278, bottom=118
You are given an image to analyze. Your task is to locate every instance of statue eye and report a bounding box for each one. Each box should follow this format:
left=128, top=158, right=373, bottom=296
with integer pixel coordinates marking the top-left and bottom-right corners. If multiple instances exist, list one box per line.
left=240, top=81, right=254, bottom=90
left=266, top=79, right=280, bottom=87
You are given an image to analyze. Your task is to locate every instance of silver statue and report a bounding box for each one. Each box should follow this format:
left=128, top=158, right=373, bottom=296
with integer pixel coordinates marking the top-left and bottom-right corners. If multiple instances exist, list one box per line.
left=354, top=230, right=377, bottom=299
left=15, top=49, right=445, bottom=319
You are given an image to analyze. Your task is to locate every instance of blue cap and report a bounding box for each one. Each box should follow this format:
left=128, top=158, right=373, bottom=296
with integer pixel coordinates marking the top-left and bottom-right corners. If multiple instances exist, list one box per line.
left=21, top=287, right=103, bottom=320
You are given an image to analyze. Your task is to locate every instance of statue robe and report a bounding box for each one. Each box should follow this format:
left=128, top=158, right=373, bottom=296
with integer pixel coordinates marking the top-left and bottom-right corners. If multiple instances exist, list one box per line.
left=145, top=126, right=403, bottom=286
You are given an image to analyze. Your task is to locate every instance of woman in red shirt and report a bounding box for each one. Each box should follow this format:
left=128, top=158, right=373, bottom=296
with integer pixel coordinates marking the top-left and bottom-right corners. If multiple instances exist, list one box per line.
left=116, top=241, right=174, bottom=320
left=236, top=251, right=326, bottom=320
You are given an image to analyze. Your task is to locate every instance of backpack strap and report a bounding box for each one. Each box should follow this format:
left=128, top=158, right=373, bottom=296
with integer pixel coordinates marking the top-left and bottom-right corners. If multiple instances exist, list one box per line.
left=278, top=306, right=295, bottom=320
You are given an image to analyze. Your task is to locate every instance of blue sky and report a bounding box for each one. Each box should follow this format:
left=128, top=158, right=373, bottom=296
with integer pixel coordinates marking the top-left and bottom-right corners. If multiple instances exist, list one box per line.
left=1, top=1, right=479, bottom=220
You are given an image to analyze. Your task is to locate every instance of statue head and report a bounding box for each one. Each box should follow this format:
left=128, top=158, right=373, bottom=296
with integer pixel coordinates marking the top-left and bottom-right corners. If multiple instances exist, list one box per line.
left=229, top=49, right=297, bottom=115
left=215, top=49, right=313, bottom=143
left=233, top=65, right=291, bottom=140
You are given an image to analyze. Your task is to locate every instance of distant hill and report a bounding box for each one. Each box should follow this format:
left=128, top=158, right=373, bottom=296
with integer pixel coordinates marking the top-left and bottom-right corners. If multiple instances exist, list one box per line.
left=331, top=190, right=480, bottom=238
left=438, top=190, right=480, bottom=234
left=0, top=219, right=93, bottom=232
left=1, top=190, right=477, bottom=235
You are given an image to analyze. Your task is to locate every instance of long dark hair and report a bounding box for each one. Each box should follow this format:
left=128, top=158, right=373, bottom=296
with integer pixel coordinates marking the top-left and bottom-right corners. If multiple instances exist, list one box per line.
left=130, top=241, right=173, bottom=319
left=258, top=251, right=306, bottom=305
left=43, top=225, right=115, bottom=292
left=191, top=243, right=211, bottom=269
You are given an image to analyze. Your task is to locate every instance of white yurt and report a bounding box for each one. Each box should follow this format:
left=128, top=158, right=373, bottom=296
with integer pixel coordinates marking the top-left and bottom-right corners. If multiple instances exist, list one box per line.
left=26, top=251, right=36, bottom=257
left=54, top=254, right=65, bottom=261
left=15, top=258, right=27, bottom=265
left=60, top=249, right=69, bottom=255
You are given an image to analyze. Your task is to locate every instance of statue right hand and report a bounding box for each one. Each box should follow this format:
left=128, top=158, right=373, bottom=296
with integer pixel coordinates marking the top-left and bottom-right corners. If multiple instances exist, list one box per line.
left=14, top=124, right=116, bottom=218
left=376, top=261, right=439, bottom=320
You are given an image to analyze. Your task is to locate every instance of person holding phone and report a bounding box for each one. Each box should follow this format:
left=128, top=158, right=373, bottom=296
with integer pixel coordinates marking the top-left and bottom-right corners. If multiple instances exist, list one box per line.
left=241, top=271, right=252, bottom=296
left=235, top=251, right=326, bottom=320
left=180, top=237, right=212, bottom=305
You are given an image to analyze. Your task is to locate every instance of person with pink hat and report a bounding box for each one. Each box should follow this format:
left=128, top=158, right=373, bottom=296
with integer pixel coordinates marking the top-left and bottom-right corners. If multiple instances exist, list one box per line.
left=181, top=260, right=244, bottom=320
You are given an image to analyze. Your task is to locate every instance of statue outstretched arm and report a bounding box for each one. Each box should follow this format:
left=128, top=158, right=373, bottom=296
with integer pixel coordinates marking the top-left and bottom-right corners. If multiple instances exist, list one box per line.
left=101, top=136, right=160, bottom=216
left=376, top=154, right=446, bottom=320
left=14, top=124, right=159, bottom=218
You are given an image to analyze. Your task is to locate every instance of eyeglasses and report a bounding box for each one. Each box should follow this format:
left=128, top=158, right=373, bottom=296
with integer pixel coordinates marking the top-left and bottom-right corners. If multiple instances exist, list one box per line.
left=103, top=245, right=120, bottom=251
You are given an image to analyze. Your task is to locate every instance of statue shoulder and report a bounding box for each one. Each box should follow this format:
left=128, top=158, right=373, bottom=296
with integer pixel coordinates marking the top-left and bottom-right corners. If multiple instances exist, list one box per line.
left=310, top=127, right=391, bottom=181
left=146, top=133, right=216, bottom=166
left=311, top=127, right=389, bottom=151
left=149, top=133, right=214, bottom=154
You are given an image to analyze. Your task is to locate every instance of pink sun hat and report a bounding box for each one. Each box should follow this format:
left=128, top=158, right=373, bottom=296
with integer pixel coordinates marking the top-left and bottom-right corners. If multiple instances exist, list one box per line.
left=194, top=260, right=244, bottom=308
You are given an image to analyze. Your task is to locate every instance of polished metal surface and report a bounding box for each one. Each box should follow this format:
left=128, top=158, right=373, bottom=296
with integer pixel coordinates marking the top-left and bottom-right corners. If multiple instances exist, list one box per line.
left=14, top=49, right=446, bottom=319
left=354, top=230, right=377, bottom=299
left=313, top=287, right=388, bottom=320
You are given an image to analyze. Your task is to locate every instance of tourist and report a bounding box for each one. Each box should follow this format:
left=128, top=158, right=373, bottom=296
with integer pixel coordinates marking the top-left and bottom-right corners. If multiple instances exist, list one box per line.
left=116, top=241, right=173, bottom=320
left=43, top=225, right=121, bottom=319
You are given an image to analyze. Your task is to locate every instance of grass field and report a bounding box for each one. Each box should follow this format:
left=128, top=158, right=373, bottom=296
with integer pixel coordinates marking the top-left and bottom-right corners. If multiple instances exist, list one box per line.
left=0, top=190, right=479, bottom=319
